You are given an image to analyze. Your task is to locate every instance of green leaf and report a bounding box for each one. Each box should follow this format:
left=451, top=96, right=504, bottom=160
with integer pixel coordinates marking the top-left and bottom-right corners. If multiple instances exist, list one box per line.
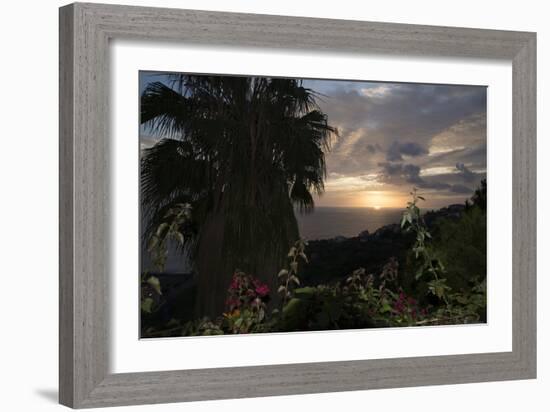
left=174, top=231, right=184, bottom=245
left=428, top=279, right=451, bottom=299
left=140, top=297, right=154, bottom=313
left=294, top=287, right=316, bottom=296
left=380, top=302, right=392, bottom=313
left=257, top=308, right=266, bottom=322
left=278, top=269, right=288, bottom=278
left=147, top=236, right=159, bottom=251
left=155, top=223, right=169, bottom=237
left=282, top=298, right=302, bottom=315
left=147, top=276, right=162, bottom=295
left=454, top=295, right=469, bottom=305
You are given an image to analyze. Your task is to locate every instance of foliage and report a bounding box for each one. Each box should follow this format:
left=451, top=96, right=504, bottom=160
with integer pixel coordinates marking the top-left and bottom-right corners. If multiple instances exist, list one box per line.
left=140, top=185, right=487, bottom=337
left=276, top=239, right=308, bottom=308
left=467, top=178, right=487, bottom=211
left=221, top=271, right=270, bottom=333
left=181, top=318, right=224, bottom=336
left=140, top=274, right=162, bottom=315
left=431, top=205, right=487, bottom=292
left=146, top=203, right=192, bottom=271
left=401, top=189, right=449, bottom=304
left=401, top=187, right=487, bottom=324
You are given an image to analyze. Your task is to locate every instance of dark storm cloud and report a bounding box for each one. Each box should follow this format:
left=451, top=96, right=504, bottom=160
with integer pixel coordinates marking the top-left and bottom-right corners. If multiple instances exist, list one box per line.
left=379, top=162, right=423, bottom=185
left=366, top=143, right=382, bottom=154
left=386, top=141, right=429, bottom=161
left=378, top=162, right=478, bottom=197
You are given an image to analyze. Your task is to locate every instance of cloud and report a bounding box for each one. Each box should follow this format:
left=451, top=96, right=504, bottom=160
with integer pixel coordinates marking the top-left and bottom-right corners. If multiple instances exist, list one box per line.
left=455, top=162, right=477, bottom=182
left=366, top=143, right=382, bottom=154
left=386, top=141, right=428, bottom=161
left=320, top=83, right=486, bottom=138
left=316, top=82, right=486, bottom=178
left=378, top=162, right=476, bottom=195
left=449, top=184, right=474, bottom=194
left=302, top=79, right=486, bottom=207
left=429, top=112, right=486, bottom=156
left=141, top=74, right=487, bottom=208
left=360, top=85, right=395, bottom=98
left=379, top=162, right=422, bottom=184
left=420, top=166, right=457, bottom=177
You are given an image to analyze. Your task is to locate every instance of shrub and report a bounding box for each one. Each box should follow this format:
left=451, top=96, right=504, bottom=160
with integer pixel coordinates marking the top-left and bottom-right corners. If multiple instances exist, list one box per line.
left=221, top=271, right=270, bottom=334
left=141, top=187, right=487, bottom=336
left=432, top=205, right=486, bottom=291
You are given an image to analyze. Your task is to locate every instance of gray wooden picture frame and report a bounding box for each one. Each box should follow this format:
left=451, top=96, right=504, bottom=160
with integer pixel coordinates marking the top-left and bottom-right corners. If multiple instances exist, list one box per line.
left=59, top=2, right=536, bottom=408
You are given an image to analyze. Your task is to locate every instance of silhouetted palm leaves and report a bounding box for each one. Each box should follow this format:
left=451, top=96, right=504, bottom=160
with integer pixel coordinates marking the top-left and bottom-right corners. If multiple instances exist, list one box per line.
left=140, top=74, right=337, bottom=316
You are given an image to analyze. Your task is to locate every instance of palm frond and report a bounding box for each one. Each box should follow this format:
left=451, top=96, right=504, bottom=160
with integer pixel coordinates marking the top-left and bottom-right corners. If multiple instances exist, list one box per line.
left=141, top=82, right=190, bottom=137
left=140, top=74, right=338, bottom=276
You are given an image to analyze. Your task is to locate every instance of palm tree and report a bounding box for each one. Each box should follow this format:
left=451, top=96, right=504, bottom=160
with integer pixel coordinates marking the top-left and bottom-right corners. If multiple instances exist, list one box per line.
left=140, top=75, right=337, bottom=318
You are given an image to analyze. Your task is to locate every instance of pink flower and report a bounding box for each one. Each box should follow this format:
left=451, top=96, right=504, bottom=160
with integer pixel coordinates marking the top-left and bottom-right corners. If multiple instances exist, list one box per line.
left=225, top=298, right=241, bottom=310
left=394, top=301, right=404, bottom=313
left=255, top=284, right=270, bottom=297
left=229, top=278, right=239, bottom=291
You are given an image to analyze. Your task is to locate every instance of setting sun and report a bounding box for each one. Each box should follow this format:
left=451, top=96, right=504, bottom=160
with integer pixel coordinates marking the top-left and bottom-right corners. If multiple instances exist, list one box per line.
left=362, top=191, right=403, bottom=209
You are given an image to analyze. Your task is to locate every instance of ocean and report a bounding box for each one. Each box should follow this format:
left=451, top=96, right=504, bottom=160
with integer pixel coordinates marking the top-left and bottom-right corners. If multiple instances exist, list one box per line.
left=142, top=206, right=406, bottom=273
left=296, top=207, right=404, bottom=240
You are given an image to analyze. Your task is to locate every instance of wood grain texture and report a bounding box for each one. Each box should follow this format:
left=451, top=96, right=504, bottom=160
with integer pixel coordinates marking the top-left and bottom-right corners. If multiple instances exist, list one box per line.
left=512, top=35, right=537, bottom=373
left=59, top=2, right=537, bottom=408
left=59, top=4, right=75, bottom=406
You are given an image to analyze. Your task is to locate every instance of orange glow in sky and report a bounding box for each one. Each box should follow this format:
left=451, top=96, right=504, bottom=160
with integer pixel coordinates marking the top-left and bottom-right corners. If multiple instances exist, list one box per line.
left=315, top=184, right=412, bottom=209
left=361, top=191, right=406, bottom=209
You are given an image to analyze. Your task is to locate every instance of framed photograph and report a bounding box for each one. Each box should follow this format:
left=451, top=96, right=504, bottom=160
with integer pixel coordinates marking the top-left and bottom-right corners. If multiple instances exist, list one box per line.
left=59, top=2, right=536, bottom=408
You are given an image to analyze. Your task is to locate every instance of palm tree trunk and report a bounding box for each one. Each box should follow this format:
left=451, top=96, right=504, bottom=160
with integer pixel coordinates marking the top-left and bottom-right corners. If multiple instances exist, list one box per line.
left=194, top=212, right=228, bottom=319
left=193, top=211, right=293, bottom=319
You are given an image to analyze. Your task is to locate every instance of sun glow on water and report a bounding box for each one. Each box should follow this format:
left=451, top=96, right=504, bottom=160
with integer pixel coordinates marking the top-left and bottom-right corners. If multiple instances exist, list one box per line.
left=364, top=191, right=391, bottom=209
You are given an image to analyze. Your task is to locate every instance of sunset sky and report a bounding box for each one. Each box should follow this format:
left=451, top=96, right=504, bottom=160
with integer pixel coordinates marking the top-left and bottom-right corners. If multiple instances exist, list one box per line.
left=301, top=79, right=486, bottom=209
left=140, top=73, right=487, bottom=209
